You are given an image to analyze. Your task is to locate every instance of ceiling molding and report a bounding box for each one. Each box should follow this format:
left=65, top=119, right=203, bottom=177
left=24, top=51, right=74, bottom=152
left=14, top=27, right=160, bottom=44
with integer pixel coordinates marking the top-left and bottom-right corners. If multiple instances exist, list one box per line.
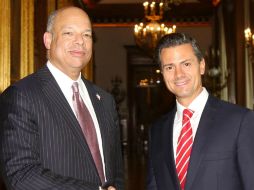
left=85, top=2, right=213, bottom=24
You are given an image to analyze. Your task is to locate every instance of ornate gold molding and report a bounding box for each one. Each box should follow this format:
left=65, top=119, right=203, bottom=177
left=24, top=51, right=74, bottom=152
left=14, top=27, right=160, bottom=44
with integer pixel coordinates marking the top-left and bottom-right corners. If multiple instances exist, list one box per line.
left=0, top=0, right=11, bottom=92
left=20, top=0, right=34, bottom=79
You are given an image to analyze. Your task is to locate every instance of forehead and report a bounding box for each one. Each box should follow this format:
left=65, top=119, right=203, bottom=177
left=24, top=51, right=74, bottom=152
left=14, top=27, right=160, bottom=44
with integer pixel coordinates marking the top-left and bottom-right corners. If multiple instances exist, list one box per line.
left=54, top=8, right=91, bottom=30
left=160, top=44, right=198, bottom=66
left=161, top=44, right=195, bottom=59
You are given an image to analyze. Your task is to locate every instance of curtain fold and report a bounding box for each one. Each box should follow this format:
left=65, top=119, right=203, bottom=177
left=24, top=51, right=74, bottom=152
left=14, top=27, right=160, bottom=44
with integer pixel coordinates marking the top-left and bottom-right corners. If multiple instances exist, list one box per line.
left=0, top=0, right=11, bottom=92
left=244, top=0, right=254, bottom=109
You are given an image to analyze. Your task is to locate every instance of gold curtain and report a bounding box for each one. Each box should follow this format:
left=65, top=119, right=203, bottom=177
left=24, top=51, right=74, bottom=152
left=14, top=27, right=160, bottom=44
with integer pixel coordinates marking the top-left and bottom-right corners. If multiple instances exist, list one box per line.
left=0, top=0, right=11, bottom=92
left=20, top=0, right=34, bottom=79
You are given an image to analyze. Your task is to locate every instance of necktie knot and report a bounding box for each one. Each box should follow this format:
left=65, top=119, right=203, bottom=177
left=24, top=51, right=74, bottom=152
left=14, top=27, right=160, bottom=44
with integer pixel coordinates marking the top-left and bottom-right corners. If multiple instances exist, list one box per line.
left=183, top=109, right=194, bottom=123
left=72, top=82, right=79, bottom=93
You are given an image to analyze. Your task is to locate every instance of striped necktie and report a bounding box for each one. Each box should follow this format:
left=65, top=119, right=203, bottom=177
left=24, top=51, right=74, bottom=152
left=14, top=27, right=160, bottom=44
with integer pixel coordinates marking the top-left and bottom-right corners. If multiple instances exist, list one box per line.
left=176, top=109, right=194, bottom=190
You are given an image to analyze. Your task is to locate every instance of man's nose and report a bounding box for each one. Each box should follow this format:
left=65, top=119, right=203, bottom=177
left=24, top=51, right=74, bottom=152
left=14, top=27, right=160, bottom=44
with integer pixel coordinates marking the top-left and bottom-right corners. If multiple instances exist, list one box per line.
left=74, top=34, right=84, bottom=45
left=174, top=65, right=184, bottom=78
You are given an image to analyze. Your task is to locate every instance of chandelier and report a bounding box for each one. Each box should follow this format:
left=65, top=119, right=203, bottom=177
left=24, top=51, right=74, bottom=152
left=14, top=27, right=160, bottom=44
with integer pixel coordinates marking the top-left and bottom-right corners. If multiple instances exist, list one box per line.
left=244, top=28, right=254, bottom=65
left=134, top=1, right=177, bottom=56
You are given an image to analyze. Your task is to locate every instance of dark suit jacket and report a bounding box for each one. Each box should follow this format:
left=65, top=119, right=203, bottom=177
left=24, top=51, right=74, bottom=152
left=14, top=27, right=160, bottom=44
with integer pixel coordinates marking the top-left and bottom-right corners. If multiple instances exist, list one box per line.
left=0, top=66, right=124, bottom=190
left=147, top=95, right=254, bottom=190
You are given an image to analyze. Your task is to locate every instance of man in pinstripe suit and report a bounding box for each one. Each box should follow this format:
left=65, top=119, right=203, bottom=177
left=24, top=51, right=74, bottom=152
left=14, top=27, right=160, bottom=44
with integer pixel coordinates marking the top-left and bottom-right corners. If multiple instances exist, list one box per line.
left=0, top=6, right=123, bottom=190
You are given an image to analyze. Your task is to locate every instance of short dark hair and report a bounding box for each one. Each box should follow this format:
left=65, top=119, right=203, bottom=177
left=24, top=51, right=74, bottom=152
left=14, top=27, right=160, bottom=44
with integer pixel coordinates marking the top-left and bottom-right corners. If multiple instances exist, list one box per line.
left=155, top=33, right=204, bottom=68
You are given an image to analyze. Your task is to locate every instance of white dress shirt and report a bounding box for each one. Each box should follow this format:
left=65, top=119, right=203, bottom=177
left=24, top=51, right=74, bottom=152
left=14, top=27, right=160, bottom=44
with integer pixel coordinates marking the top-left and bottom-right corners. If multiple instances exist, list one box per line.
left=47, top=61, right=106, bottom=179
left=173, top=87, right=209, bottom=160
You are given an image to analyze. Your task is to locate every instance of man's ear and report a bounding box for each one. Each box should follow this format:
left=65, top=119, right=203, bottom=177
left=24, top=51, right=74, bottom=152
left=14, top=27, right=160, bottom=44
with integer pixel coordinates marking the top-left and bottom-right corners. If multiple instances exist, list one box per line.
left=200, top=58, right=205, bottom=75
left=43, top=32, right=52, bottom=50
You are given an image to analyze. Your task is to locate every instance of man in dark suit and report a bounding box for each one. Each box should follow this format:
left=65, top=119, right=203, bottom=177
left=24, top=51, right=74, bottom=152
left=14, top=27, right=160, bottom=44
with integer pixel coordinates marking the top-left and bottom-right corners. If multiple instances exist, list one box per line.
left=0, top=6, right=123, bottom=190
left=147, top=33, right=254, bottom=190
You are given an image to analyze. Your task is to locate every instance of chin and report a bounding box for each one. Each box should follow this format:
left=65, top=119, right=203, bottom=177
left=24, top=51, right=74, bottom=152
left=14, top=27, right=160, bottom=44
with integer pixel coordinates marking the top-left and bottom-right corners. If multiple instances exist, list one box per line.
left=72, top=60, right=89, bottom=67
left=176, top=91, right=192, bottom=99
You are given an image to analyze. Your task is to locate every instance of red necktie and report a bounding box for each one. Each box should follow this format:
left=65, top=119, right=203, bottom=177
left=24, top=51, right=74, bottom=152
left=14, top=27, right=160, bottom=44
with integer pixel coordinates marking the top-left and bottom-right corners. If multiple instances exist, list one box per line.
left=176, top=109, right=194, bottom=190
left=72, top=82, right=105, bottom=184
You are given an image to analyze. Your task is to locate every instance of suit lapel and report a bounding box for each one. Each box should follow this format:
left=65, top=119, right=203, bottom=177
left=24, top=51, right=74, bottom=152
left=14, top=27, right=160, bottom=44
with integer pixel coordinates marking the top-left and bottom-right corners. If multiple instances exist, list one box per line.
left=82, top=78, right=109, bottom=146
left=162, top=108, right=181, bottom=189
left=37, top=66, right=94, bottom=163
left=82, top=78, right=107, bottom=134
left=185, top=96, right=218, bottom=190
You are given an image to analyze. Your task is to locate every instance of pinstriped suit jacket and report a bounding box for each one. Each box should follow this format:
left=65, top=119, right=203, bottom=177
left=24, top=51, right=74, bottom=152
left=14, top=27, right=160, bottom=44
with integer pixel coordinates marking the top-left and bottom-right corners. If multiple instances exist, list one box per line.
left=0, top=66, right=124, bottom=190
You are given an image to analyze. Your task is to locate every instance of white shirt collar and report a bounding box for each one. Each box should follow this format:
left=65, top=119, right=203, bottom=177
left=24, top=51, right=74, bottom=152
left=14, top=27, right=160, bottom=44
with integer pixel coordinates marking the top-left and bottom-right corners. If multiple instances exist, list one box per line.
left=47, top=61, right=82, bottom=90
left=176, top=87, right=209, bottom=120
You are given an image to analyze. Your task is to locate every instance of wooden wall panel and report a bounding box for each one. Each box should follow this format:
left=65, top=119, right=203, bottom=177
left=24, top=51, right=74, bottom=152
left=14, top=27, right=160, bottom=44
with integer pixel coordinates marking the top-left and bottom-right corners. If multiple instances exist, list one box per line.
left=0, top=0, right=11, bottom=92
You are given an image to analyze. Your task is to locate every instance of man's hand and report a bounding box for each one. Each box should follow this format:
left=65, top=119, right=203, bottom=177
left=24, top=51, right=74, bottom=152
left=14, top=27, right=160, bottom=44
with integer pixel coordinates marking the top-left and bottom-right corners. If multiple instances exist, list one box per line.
left=107, top=186, right=116, bottom=190
left=100, top=185, right=116, bottom=190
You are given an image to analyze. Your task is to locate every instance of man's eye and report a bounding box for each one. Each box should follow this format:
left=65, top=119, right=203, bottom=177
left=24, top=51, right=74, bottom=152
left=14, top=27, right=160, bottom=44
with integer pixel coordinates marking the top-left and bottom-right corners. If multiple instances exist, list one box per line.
left=63, top=32, right=73, bottom=36
left=184, top=62, right=191, bottom=67
left=164, top=65, right=173, bottom=71
left=83, top=33, right=92, bottom=38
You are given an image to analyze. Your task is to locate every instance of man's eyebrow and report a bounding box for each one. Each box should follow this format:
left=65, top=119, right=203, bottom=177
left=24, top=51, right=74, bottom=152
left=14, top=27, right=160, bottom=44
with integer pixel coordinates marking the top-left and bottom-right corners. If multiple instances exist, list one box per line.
left=162, top=63, right=174, bottom=68
left=162, top=58, right=194, bottom=67
left=180, top=58, right=193, bottom=64
left=83, top=29, right=92, bottom=33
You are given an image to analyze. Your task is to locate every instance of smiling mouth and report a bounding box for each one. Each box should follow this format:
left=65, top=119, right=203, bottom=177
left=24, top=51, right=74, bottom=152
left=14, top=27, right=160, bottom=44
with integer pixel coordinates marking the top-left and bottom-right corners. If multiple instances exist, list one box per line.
left=175, top=80, right=189, bottom=86
left=69, top=50, right=86, bottom=57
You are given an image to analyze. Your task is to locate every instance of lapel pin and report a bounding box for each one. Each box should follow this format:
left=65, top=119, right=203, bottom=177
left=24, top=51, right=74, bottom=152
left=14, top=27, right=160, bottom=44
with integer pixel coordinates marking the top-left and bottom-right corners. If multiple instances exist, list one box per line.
left=96, top=93, right=101, bottom=100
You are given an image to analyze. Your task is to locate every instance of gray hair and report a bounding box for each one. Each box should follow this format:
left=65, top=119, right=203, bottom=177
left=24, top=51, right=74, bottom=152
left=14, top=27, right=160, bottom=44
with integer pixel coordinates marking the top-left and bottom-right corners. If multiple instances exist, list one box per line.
left=46, top=10, right=59, bottom=33
left=155, top=33, right=204, bottom=68
left=45, top=10, right=59, bottom=59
